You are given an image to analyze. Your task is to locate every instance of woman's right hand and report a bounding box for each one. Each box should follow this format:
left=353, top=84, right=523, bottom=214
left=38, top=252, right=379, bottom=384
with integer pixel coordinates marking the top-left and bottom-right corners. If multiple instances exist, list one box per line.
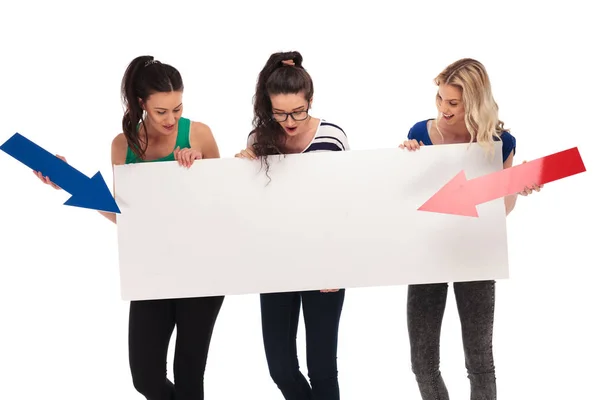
left=235, top=147, right=257, bottom=159
left=399, top=139, right=425, bottom=151
left=33, top=154, right=66, bottom=190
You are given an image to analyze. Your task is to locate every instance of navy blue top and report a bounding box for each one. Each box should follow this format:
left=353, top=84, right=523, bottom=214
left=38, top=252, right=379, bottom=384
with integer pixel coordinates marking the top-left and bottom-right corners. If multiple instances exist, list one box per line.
left=407, top=119, right=516, bottom=163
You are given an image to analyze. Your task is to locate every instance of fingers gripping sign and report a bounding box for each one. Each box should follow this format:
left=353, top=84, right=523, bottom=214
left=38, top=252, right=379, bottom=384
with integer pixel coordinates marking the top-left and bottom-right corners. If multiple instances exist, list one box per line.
left=174, top=146, right=203, bottom=168
left=399, top=139, right=425, bottom=151
left=234, top=147, right=257, bottom=160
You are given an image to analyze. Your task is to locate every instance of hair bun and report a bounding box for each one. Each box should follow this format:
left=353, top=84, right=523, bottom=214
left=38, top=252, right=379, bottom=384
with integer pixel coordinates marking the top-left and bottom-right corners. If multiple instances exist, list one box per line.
left=280, top=51, right=303, bottom=67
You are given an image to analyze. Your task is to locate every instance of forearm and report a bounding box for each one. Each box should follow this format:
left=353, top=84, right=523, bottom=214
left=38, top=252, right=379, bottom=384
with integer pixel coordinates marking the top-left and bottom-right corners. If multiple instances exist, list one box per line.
left=99, top=210, right=117, bottom=224
left=504, top=193, right=518, bottom=216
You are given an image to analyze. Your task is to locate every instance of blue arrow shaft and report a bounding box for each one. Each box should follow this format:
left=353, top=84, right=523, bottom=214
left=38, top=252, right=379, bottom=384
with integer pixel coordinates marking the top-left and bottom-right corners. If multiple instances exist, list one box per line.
left=0, top=133, right=89, bottom=195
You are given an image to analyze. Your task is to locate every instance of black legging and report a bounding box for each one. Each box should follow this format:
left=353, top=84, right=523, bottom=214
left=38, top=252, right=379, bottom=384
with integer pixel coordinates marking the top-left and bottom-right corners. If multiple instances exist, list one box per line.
left=128, top=295, right=224, bottom=400
left=260, top=289, right=345, bottom=400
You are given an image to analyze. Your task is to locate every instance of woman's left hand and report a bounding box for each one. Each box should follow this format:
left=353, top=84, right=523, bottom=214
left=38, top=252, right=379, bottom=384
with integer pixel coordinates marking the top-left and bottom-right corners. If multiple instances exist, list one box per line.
left=518, top=160, right=544, bottom=196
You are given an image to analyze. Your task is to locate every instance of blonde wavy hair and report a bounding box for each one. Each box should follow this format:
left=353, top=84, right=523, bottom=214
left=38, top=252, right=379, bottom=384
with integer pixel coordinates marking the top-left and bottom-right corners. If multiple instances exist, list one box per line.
left=434, top=58, right=508, bottom=157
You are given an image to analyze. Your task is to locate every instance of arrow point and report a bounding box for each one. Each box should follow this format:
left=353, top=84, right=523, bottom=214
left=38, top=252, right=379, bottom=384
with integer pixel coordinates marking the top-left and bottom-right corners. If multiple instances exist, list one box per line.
left=418, top=170, right=479, bottom=217
left=64, top=171, right=121, bottom=214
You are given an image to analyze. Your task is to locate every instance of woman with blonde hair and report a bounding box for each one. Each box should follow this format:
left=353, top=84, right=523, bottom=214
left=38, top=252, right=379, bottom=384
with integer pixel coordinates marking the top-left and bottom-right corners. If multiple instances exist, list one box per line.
left=399, top=58, right=542, bottom=400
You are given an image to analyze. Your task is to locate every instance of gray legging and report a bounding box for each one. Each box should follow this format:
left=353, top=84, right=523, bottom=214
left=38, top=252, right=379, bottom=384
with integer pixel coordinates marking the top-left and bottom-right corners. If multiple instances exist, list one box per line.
left=407, top=280, right=496, bottom=400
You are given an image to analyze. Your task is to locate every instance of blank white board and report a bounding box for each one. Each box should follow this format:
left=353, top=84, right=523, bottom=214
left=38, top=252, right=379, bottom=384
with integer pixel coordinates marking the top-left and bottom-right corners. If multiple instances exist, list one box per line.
left=114, top=142, right=508, bottom=301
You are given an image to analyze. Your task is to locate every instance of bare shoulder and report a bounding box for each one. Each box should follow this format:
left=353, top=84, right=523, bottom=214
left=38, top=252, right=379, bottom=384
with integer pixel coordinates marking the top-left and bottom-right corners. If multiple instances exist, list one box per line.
left=189, top=120, right=220, bottom=158
left=190, top=120, right=214, bottom=140
left=111, top=133, right=128, bottom=165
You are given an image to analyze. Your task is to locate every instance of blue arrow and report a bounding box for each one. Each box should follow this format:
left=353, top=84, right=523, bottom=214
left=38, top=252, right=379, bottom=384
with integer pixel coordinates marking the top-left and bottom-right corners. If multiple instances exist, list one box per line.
left=0, top=132, right=121, bottom=214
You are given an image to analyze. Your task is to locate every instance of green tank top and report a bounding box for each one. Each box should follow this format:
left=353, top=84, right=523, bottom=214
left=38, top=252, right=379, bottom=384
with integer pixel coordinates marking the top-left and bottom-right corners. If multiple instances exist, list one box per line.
left=125, top=117, right=191, bottom=164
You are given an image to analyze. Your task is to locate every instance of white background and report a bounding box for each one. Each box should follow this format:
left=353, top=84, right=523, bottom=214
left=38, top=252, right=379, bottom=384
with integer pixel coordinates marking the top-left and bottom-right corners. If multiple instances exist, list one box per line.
left=1, top=1, right=598, bottom=399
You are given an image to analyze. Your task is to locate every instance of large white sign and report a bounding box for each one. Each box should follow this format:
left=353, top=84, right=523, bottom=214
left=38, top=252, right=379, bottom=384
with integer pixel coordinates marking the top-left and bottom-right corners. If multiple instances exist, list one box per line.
left=114, top=142, right=508, bottom=301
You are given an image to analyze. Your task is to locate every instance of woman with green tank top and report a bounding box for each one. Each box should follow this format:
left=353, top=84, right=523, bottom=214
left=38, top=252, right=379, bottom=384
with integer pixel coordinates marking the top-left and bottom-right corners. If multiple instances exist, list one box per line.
left=125, top=116, right=193, bottom=164
left=34, top=55, right=224, bottom=400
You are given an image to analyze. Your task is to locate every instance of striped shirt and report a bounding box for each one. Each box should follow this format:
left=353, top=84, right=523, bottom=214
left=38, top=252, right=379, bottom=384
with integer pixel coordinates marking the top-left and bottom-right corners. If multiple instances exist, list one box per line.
left=247, top=119, right=349, bottom=153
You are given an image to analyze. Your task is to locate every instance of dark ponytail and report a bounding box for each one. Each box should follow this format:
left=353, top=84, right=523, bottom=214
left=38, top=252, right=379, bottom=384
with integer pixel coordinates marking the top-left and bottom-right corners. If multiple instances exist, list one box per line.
left=121, top=55, right=184, bottom=160
left=251, top=51, right=314, bottom=174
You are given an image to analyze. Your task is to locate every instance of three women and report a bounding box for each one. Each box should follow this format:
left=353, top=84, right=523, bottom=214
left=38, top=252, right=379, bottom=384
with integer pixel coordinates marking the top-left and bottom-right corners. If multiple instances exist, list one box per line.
left=34, top=53, right=541, bottom=400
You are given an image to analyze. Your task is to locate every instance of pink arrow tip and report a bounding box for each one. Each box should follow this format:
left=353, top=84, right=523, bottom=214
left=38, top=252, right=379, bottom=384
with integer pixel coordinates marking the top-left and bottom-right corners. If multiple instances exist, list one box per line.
left=417, top=170, right=479, bottom=217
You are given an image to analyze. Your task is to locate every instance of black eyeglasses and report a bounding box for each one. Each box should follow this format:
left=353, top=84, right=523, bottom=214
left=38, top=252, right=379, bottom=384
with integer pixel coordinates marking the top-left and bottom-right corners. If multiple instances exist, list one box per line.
left=272, top=109, right=309, bottom=122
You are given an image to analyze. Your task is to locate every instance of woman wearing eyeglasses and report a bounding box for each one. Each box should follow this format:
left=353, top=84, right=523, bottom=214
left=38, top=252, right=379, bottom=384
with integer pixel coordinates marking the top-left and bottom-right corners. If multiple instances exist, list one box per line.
left=235, top=50, right=348, bottom=400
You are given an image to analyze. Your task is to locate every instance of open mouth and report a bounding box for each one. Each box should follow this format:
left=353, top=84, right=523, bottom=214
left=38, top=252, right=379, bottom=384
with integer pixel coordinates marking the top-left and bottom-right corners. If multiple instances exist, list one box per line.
left=442, top=113, right=454, bottom=120
left=285, top=126, right=298, bottom=134
left=163, top=124, right=175, bottom=131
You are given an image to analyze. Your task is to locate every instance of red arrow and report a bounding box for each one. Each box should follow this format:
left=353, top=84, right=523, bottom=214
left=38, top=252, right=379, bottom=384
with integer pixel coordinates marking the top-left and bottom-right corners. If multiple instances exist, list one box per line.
left=418, top=147, right=586, bottom=217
